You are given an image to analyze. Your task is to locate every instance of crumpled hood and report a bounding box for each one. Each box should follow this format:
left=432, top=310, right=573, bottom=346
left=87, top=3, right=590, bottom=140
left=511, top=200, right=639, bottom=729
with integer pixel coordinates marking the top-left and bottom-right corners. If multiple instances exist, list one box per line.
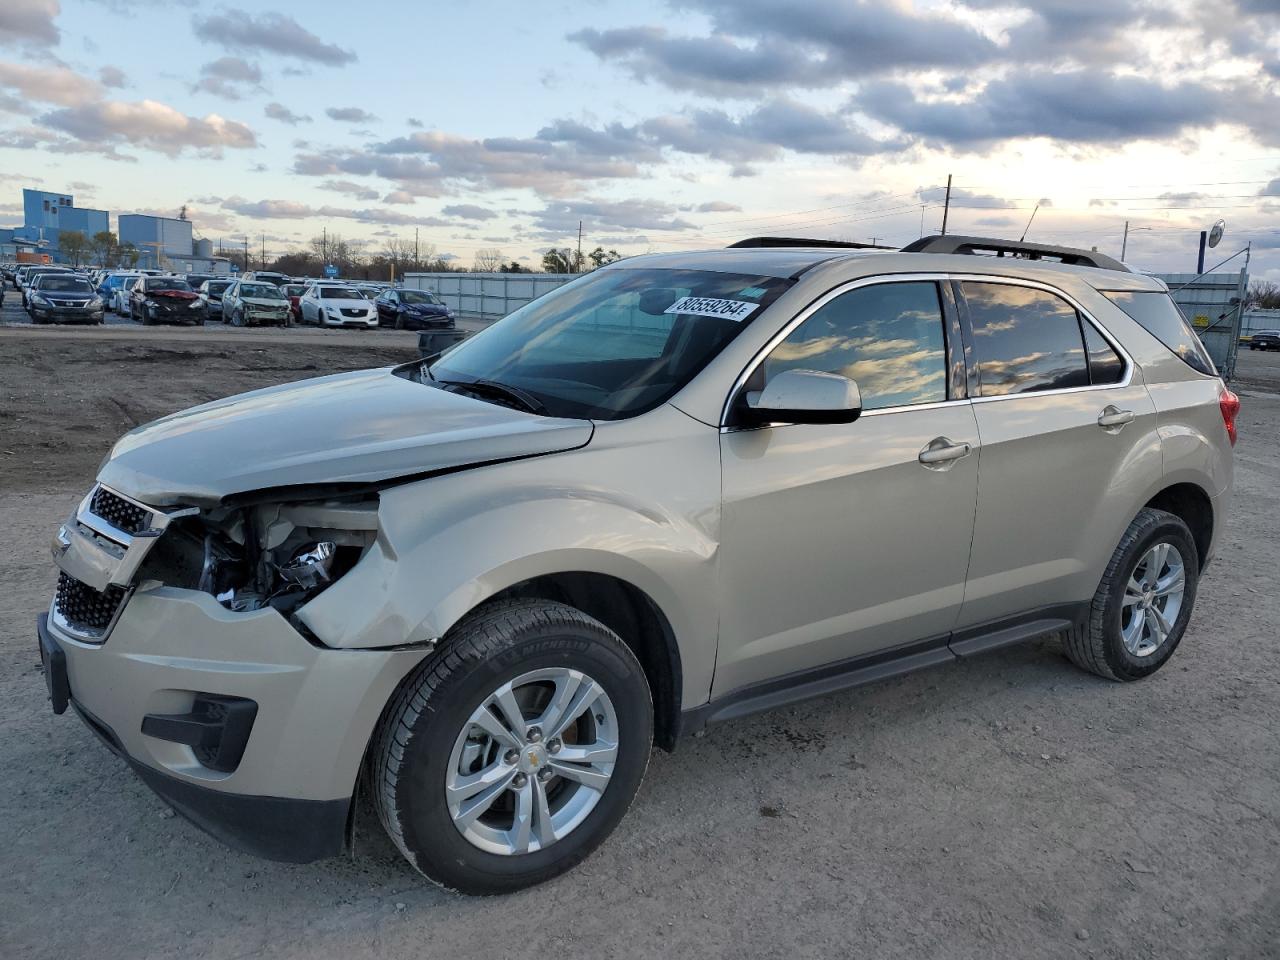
left=99, top=367, right=594, bottom=507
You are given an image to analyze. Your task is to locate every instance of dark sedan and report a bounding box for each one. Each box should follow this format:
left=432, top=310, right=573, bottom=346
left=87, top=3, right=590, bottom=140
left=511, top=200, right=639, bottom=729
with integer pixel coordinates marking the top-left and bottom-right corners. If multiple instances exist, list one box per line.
left=26, top=274, right=105, bottom=324
left=1248, top=330, right=1280, bottom=351
left=130, top=276, right=205, bottom=325
left=375, top=288, right=455, bottom=330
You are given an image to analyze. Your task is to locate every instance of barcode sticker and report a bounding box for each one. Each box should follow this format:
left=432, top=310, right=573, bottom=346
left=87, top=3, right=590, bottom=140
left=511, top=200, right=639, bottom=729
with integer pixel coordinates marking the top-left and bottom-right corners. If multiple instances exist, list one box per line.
left=664, top=296, right=760, bottom=322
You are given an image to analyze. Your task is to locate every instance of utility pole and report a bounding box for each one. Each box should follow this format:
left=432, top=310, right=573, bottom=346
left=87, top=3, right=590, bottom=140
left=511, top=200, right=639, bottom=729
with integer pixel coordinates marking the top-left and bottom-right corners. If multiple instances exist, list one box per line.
left=322, top=226, right=327, bottom=265
left=1122, top=220, right=1130, bottom=261
left=243, top=235, right=249, bottom=273
left=940, top=174, right=952, bottom=237
left=261, top=234, right=266, bottom=271
left=1197, top=230, right=1207, bottom=274
left=576, top=220, right=583, bottom=273
left=414, top=228, right=419, bottom=269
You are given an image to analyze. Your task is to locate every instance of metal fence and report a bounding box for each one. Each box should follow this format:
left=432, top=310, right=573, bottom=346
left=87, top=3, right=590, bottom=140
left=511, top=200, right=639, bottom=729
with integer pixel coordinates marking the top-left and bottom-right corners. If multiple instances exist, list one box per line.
left=1152, top=271, right=1247, bottom=379
left=401, top=272, right=576, bottom=321
left=1243, top=307, right=1280, bottom=338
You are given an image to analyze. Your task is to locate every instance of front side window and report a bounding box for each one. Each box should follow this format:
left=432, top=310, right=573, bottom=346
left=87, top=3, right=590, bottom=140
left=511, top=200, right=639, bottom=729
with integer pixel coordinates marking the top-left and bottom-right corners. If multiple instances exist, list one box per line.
left=402, top=290, right=442, bottom=305
left=962, top=282, right=1090, bottom=396
left=1101, top=291, right=1215, bottom=376
left=760, top=281, right=948, bottom=410
left=427, top=267, right=794, bottom=420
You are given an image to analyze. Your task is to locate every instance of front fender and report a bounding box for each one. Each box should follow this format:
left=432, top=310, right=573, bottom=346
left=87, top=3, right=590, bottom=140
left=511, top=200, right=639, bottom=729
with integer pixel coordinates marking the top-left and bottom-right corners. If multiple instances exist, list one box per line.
left=296, top=406, right=723, bottom=707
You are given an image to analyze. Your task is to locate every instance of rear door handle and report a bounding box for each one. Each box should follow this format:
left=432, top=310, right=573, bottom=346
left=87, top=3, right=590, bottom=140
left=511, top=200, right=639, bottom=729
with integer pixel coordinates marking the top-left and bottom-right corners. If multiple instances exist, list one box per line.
left=1097, top=406, right=1135, bottom=430
left=918, top=437, right=972, bottom=468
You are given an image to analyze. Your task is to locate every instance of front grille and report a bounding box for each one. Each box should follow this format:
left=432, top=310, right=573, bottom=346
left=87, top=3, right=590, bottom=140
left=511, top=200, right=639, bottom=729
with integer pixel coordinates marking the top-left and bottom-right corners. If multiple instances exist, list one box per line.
left=340, top=308, right=368, bottom=317
left=55, top=572, right=126, bottom=637
left=90, top=487, right=150, bottom=535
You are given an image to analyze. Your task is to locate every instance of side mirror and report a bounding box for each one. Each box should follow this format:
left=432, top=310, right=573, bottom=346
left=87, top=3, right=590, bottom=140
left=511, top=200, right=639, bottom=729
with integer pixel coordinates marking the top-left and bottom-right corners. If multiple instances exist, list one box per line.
left=739, top=369, right=862, bottom=426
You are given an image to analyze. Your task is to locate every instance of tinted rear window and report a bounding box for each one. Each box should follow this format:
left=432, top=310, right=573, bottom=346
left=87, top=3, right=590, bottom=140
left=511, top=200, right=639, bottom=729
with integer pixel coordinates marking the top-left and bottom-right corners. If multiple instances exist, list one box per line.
left=1101, top=291, right=1215, bottom=377
left=962, top=282, right=1090, bottom=396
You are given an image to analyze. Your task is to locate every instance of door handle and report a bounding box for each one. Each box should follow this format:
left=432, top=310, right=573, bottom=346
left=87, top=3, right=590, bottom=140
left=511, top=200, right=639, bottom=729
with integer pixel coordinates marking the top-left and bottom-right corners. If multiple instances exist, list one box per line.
left=1097, top=406, right=1135, bottom=430
left=918, top=438, right=972, bottom=467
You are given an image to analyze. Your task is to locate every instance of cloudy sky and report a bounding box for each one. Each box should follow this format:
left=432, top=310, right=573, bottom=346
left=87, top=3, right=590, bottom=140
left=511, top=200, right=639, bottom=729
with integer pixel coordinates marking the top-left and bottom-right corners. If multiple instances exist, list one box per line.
left=2, top=0, right=1279, bottom=277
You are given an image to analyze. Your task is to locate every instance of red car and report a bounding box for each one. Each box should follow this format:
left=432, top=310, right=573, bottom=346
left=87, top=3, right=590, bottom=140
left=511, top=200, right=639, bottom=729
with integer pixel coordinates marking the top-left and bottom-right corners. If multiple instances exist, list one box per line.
left=280, top=283, right=308, bottom=322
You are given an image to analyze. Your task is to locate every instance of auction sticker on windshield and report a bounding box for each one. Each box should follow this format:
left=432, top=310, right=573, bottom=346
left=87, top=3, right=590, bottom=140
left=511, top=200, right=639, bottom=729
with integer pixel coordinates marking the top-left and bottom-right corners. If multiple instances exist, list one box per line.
left=664, top=296, right=760, bottom=322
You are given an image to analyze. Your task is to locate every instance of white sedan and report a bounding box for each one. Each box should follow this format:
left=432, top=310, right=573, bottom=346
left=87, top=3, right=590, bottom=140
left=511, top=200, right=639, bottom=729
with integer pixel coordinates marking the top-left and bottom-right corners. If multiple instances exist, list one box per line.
left=299, top=283, right=379, bottom=328
left=112, top=276, right=142, bottom=314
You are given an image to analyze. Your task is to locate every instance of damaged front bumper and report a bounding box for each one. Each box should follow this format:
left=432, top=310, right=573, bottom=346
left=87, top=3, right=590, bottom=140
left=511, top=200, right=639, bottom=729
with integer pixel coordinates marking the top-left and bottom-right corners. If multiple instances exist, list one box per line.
left=40, top=485, right=431, bottom=862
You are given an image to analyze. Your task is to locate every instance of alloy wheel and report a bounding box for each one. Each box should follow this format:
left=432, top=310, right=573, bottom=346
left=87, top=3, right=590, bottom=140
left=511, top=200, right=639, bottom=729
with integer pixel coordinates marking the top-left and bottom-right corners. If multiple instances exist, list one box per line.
left=1121, top=541, right=1186, bottom=658
left=444, top=667, right=619, bottom=856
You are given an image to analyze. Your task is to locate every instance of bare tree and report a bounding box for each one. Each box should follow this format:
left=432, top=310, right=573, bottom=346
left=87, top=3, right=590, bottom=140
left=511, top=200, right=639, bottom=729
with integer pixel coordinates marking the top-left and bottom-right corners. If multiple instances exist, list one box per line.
left=1247, top=280, right=1280, bottom=310
left=473, top=247, right=504, bottom=272
left=59, top=230, right=90, bottom=267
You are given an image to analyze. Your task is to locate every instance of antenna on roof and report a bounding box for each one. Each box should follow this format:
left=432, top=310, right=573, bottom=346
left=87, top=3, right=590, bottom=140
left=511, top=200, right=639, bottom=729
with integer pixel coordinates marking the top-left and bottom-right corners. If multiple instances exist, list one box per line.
left=1019, top=204, right=1039, bottom=242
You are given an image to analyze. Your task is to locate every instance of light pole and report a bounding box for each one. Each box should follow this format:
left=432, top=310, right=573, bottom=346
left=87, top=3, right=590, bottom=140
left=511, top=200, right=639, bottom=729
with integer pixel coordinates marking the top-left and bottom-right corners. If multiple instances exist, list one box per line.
left=1120, top=221, right=1152, bottom=261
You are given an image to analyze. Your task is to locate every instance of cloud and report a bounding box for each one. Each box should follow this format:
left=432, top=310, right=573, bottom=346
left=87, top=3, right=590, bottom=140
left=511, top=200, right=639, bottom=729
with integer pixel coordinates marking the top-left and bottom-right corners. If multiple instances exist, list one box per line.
left=0, top=0, right=60, bottom=50
left=99, top=65, right=126, bottom=88
left=570, top=0, right=997, bottom=95
left=217, top=195, right=455, bottom=227
left=318, top=179, right=380, bottom=201
left=441, top=204, right=498, bottom=221
left=193, top=56, right=263, bottom=100
left=192, top=9, right=357, bottom=66
left=858, top=71, right=1255, bottom=147
left=695, top=200, right=741, bottom=212
left=531, top=198, right=696, bottom=235
left=264, top=101, right=310, bottom=124
left=40, top=99, right=258, bottom=156
left=0, top=62, right=100, bottom=106
left=383, top=190, right=415, bottom=204
left=1262, top=179, right=1280, bottom=197
left=325, top=106, right=377, bottom=123
left=407, top=117, right=423, bottom=128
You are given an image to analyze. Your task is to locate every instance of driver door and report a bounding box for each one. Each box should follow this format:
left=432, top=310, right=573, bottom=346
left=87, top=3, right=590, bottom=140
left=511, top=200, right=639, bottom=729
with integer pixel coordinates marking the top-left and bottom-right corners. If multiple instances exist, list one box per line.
left=715, top=278, right=980, bottom=697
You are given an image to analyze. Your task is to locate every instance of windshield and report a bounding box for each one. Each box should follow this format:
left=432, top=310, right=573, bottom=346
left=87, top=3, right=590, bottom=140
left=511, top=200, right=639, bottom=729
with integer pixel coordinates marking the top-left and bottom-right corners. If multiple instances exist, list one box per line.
left=319, top=286, right=359, bottom=299
left=145, top=279, right=192, bottom=292
left=206, top=281, right=232, bottom=294
left=38, top=276, right=94, bottom=293
left=402, top=290, right=442, bottom=305
left=123, top=278, right=141, bottom=290
left=426, top=267, right=794, bottom=420
left=240, top=283, right=285, bottom=299
left=281, top=284, right=306, bottom=296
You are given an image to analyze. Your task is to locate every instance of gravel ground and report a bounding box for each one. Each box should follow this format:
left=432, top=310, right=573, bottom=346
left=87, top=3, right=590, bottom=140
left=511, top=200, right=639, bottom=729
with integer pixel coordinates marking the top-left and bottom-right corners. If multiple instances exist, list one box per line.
left=1, top=311, right=1278, bottom=960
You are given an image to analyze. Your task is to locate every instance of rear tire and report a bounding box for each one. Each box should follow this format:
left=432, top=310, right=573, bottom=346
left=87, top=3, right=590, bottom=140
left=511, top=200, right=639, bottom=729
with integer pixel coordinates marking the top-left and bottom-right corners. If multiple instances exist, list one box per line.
left=1061, top=507, right=1199, bottom=681
left=372, top=599, right=652, bottom=894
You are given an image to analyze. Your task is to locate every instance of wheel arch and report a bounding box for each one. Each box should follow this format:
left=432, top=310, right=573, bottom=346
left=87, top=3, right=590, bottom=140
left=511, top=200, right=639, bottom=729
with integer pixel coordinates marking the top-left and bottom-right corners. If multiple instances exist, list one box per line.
left=485, top=572, right=683, bottom=751
left=1143, top=481, right=1213, bottom=569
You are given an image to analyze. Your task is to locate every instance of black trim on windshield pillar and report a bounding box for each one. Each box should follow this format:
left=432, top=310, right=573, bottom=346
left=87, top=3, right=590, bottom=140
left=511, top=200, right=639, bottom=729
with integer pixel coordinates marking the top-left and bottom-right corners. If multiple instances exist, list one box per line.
left=939, top=280, right=968, bottom=401
left=949, top=279, right=981, bottom=399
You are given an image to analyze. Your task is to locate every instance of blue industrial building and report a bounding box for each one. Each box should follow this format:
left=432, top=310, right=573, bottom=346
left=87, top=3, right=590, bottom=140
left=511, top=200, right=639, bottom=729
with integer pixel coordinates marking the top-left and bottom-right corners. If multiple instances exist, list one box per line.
left=14, top=189, right=109, bottom=256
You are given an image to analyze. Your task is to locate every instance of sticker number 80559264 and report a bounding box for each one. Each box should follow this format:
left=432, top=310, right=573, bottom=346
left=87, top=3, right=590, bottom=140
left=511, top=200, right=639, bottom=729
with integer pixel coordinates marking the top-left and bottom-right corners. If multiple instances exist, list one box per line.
left=663, top=296, right=760, bottom=323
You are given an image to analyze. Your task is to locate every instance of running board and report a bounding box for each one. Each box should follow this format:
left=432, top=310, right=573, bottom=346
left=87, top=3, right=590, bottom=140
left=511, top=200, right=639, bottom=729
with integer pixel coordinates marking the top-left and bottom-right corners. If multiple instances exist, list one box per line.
left=678, top=605, right=1085, bottom=739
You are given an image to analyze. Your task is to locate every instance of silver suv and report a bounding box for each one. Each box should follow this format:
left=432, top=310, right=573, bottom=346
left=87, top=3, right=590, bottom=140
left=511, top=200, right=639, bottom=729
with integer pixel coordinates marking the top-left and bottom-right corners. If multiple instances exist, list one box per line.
left=37, top=235, right=1236, bottom=893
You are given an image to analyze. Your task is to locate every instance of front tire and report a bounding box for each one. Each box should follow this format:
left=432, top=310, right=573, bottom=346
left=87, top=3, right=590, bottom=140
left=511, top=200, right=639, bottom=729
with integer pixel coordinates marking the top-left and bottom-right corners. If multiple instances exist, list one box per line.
left=1061, top=507, right=1199, bottom=681
left=373, top=599, right=652, bottom=894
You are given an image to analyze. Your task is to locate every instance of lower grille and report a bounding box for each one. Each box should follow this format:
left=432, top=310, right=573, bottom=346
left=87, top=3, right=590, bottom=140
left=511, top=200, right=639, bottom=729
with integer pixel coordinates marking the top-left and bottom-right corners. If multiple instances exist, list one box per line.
left=90, top=486, right=150, bottom=535
left=340, top=308, right=368, bottom=317
left=55, top=572, right=126, bottom=639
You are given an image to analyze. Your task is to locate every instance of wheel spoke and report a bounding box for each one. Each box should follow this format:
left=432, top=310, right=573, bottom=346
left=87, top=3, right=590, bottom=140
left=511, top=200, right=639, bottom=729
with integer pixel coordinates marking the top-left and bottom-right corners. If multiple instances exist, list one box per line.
left=554, top=740, right=618, bottom=765
left=534, top=670, right=583, bottom=735
left=470, top=705, right=522, bottom=751
left=492, top=684, right=528, bottom=742
left=448, top=760, right=515, bottom=805
left=1122, top=588, right=1144, bottom=608
left=1123, top=609, right=1146, bottom=653
left=531, top=776, right=557, bottom=848
left=451, top=766, right=517, bottom=830
left=549, top=759, right=612, bottom=792
left=1149, top=603, right=1172, bottom=643
left=546, top=679, right=604, bottom=741
left=1154, top=568, right=1184, bottom=598
left=1148, top=543, right=1169, bottom=583
left=509, top=780, right=534, bottom=854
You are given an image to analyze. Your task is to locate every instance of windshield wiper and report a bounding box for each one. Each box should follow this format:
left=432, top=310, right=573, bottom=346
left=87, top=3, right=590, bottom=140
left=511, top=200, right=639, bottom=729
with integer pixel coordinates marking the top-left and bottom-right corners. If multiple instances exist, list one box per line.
left=436, top=377, right=548, bottom=416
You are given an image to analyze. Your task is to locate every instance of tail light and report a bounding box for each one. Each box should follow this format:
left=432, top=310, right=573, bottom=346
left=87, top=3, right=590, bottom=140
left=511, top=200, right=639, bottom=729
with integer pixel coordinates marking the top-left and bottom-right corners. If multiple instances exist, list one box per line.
left=1219, top=386, right=1240, bottom=446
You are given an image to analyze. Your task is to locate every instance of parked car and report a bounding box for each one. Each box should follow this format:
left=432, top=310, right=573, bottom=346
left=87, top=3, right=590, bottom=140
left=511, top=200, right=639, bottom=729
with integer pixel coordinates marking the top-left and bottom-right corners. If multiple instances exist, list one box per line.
left=1247, top=330, right=1280, bottom=351
left=279, top=283, right=308, bottom=322
left=18, top=265, right=72, bottom=308
left=38, top=235, right=1235, bottom=894
left=221, top=280, right=292, bottom=326
left=298, top=282, right=377, bottom=327
left=196, top=279, right=234, bottom=321
left=242, top=271, right=291, bottom=287
left=96, top=271, right=141, bottom=312
left=129, top=276, right=204, bottom=325
left=25, top=273, right=105, bottom=325
left=111, top=276, right=143, bottom=315
left=375, top=287, right=456, bottom=330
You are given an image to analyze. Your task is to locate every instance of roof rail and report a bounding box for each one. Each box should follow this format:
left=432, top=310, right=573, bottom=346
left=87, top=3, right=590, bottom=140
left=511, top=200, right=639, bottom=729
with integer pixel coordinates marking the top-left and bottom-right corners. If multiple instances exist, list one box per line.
left=729, top=236, right=895, bottom=250
left=900, top=235, right=1129, bottom=273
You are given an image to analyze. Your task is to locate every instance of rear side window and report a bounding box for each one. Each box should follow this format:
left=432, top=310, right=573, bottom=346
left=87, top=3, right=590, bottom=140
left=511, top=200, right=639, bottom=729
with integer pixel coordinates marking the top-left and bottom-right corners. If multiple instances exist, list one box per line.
left=1081, top=322, right=1125, bottom=385
left=762, top=281, right=948, bottom=410
left=1101, top=291, right=1215, bottom=376
left=961, top=282, right=1090, bottom=396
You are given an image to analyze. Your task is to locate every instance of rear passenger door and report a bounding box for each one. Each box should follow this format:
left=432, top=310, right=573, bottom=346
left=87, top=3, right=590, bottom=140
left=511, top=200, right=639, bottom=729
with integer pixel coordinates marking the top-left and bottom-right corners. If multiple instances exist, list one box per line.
left=954, top=278, right=1159, bottom=632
